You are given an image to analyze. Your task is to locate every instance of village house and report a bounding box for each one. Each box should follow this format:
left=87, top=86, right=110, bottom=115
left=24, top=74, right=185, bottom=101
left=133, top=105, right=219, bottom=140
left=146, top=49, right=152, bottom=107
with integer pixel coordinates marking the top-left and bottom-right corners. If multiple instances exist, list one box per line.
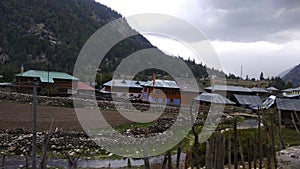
left=266, top=86, right=280, bottom=95
left=194, top=92, right=235, bottom=106
left=250, top=87, right=269, bottom=96
left=100, top=79, right=145, bottom=99
left=15, top=70, right=79, bottom=96
left=142, top=79, right=181, bottom=105
left=233, top=94, right=263, bottom=109
left=205, top=85, right=253, bottom=100
left=282, top=87, right=300, bottom=98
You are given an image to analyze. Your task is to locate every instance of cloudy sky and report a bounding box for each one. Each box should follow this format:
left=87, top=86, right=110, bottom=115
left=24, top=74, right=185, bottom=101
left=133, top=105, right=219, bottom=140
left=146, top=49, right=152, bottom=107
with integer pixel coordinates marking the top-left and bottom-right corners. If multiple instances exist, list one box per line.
left=97, top=0, right=300, bottom=79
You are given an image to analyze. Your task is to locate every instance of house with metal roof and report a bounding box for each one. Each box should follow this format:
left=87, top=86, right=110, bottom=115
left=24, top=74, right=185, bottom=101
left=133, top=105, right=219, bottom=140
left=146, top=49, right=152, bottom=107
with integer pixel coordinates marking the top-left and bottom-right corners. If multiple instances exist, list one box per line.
left=194, top=92, right=235, bottom=105
left=205, top=85, right=253, bottom=100
left=233, top=94, right=263, bottom=108
left=250, top=87, right=269, bottom=96
left=101, top=79, right=145, bottom=99
left=266, top=86, right=280, bottom=95
left=142, top=79, right=182, bottom=105
left=15, top=70, right=78, bottom=95
left=282, top=87, right=300, bottom=98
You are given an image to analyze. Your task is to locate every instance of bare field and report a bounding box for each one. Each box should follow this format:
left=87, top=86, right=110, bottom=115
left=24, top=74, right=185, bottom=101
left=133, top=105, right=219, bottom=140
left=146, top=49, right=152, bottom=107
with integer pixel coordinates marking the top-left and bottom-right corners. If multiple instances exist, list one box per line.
left=0, top=101, right=149, bottom=131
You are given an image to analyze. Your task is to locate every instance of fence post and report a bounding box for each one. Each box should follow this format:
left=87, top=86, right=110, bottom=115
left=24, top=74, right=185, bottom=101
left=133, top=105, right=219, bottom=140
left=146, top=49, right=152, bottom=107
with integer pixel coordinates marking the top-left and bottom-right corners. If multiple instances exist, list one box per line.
left=176, top=143, right=181, bottom=169
left=228, top=136, right=232, bottom=169
left=253, top=133, right=257, bottom=169
left=270, top=111, right=278, bottom=169
left=247, top=137, right=251, bottom=169
left=233, top=119, right=238, bottom=169
left=258, top=109, right=263, bottom=169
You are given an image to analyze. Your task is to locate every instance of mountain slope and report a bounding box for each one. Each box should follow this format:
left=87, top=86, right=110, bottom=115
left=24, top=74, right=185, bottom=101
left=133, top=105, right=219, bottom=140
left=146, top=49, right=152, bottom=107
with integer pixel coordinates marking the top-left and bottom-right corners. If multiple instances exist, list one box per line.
left=0, top=0, right=154, bottom=81
left=281, top=64, right=300, bottom=87
left=0, top=0, right=224, bottom=82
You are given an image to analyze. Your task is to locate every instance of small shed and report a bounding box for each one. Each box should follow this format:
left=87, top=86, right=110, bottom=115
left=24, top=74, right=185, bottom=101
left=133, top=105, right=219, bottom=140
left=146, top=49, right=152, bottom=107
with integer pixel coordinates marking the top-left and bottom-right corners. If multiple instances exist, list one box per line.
left=276, top=98, right=300, bottom=128
left=234, top=94, right=263, bottom=108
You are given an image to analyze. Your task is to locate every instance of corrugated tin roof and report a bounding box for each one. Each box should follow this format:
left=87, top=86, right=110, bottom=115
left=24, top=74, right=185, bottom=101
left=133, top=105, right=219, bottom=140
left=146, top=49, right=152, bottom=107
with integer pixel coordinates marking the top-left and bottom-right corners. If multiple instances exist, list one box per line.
left=234, top=94, right=263, bottom=106
left=266, top=87, right=279, bottom=91
left=292, top=87, right=300, bottom=91
left=16, top=70, right=79, bottom=83
left=282, top=88, right=294, bottom=92
left=142, top=80, right=179, bottom=89
left=276, top=98, right=300, bottom=111
left=194, top=92, right=235, bottom=104
left=250, top=87, right=268, bottom=93
left=0, top=83, right=14, bottom=87
left=205, top=85, right=252, bottom=93
left=103, top=79, right=145, bottom=88
left=77, top=82, right=95, bottom=91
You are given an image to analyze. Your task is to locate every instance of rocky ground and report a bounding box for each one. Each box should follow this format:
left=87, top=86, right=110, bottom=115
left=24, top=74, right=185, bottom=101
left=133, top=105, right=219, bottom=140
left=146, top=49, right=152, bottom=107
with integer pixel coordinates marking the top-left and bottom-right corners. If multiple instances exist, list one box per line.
left=277, top=146, right=300, bottom=169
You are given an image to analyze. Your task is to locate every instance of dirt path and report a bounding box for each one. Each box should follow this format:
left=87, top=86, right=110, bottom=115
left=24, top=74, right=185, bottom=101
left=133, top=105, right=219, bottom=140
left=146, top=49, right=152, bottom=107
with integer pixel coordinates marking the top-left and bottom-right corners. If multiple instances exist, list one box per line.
left=0, top=102, right=158, bottom=131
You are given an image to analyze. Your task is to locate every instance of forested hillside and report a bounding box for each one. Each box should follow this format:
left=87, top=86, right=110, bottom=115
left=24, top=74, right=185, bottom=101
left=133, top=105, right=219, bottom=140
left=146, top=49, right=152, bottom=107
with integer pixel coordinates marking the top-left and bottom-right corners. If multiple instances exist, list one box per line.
left=0, top=0, right=224, bottom=83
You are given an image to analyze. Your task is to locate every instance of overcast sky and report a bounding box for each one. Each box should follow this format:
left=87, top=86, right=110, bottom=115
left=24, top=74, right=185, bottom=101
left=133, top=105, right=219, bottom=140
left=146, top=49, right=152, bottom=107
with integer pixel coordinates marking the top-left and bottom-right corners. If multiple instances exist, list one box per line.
left=97, top=0, right=300, bottom=79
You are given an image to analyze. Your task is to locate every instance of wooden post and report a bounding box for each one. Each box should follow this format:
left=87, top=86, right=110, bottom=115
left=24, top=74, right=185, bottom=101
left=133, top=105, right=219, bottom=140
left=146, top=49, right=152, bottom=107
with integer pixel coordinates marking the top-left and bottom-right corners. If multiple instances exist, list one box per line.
left=25, top=153, right=29, bottom=169
left=205, top=139, right=214, bottom=169
left=215, top=133, right=225, bottom=169
left=40, top=119, right=53, bottom=169
left=162, top=151, right=169, bottom=169
left=1, top=154, right=5, bottom=169
left=184, top=151, right=190, bottom=169
left=127, top=158, right=132, bottom=168
left=144, top=157, right=150, bottom=169
left=192, top=126, right=199, bottom=169
left=294, top=110, right=300, bottom=125
left=258, top=109, right=263, bottom=169
left=237, top=134, right=245, bottom=169
left=228, top=136, right=232, bottom=169
left=270, top=111, right=278, bottom=169
left=291, top=113, right=300, bottom=140
left=278, top=110, right=285, bottom=149
left=263, top=120, right=271, bottom=169
left=168, top=150, right=172, bottom=169
left=176, top=143, right=181, bottom=169
left=254, top=133, right=257, bottom=169
left=247, top=137, right=251, bottom=169
left=233, top=119, right=238, bottom=169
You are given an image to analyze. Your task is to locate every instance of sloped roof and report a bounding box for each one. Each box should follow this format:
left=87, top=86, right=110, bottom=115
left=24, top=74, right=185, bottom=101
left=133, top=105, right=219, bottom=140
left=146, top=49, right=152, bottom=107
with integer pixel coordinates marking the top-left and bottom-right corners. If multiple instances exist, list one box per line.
left=142, top=80, right=179, bottom=89
left=292, top=87, right=300, bottom=91
left=266, top=86, right=279, bottom=91
left=250, top=87, right=268, bottom=93
left=77, top=82, right=95, bottom=91
left=205, top=85, right=252, bottom=93
left=234, top=94, right=263, bottom=106
left=103, top=79, right=145, bottom=88
left=276, top=98, right=300, bottom=111
left=194, top=92, right=235, bottom=104
left=282, top=88, right=294, bottom=92
left=16, top=70, right=79, bottom=83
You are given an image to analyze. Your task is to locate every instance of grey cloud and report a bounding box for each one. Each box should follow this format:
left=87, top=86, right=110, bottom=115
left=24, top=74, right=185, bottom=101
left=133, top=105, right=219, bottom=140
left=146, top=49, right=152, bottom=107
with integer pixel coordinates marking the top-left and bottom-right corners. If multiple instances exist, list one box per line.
left=187, top=0, right=300, bottom=42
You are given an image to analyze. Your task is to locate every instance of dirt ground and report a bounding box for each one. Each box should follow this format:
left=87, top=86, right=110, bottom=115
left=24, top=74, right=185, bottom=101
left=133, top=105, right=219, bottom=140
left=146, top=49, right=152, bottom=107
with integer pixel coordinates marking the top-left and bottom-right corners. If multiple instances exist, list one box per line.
left=0, top=101, right=153, bottom=132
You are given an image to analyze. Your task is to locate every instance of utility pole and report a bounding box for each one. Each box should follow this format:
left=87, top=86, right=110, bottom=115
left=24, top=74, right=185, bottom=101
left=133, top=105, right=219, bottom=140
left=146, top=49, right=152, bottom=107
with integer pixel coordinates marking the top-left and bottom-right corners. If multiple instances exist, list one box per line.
left=32, top=77, right=37, bottom=169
